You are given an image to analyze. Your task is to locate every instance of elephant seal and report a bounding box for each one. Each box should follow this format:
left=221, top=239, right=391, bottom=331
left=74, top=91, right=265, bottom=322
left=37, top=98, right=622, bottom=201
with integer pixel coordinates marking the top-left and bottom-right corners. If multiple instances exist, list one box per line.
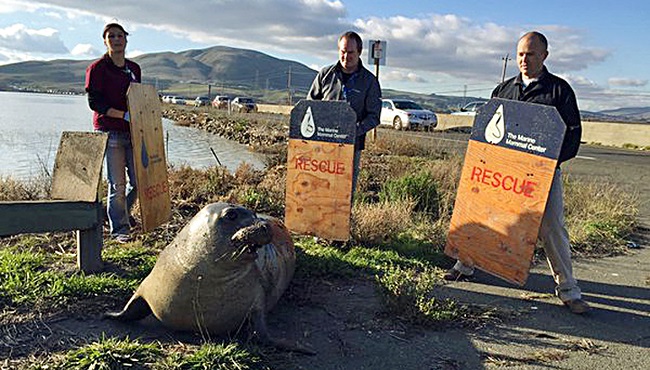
left=106, top=202, right=311, bottom=353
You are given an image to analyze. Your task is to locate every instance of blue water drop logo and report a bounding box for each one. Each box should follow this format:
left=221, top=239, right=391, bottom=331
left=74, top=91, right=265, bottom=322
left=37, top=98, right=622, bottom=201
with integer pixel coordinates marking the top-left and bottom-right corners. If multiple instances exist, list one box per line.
left=141, top=137, right=149, bottom=168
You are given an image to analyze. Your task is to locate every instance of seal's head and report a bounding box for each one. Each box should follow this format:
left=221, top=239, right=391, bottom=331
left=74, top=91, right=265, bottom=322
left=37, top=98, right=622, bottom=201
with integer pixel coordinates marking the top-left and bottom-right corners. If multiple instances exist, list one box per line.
left=193, top=203, right=272, bottom=266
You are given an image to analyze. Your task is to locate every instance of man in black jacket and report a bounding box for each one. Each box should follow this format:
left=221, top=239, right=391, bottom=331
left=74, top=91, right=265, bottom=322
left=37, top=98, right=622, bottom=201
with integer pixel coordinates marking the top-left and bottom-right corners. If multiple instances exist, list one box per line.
left=445, top=31, right=590, bottom=314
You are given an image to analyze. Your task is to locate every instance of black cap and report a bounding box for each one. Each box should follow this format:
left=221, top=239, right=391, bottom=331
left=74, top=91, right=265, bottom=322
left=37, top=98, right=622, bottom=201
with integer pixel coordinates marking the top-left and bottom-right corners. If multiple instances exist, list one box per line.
left=102, top=23, right=129, bottom=38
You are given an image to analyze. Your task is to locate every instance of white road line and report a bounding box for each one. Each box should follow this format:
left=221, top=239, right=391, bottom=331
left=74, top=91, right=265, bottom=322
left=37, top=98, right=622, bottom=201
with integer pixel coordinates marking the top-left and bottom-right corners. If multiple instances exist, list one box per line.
left=576, top=155, right=596, bottom=160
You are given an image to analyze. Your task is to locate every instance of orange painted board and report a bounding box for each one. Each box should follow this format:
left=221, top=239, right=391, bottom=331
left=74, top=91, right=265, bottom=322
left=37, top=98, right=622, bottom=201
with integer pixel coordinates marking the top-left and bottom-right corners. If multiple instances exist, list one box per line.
left=445, top=140, right=557, bottom=285
left=285, top=139, right=354, bottom=241
left=127, top=83, right=171, bottom=232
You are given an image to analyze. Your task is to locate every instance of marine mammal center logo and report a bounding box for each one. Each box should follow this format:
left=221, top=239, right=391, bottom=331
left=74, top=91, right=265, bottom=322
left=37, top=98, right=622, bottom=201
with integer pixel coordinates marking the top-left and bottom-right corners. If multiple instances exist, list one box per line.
left=300, top=106, right=316, bottom=138
left=485, top=104, right=505, bottom=144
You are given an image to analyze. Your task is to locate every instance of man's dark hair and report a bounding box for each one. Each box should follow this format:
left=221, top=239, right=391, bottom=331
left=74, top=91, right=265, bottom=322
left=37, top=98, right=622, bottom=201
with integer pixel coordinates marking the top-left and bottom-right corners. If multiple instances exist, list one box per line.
left=520, top=31, right=548, bottom=50
left=339, top=31, right=363, bottom=53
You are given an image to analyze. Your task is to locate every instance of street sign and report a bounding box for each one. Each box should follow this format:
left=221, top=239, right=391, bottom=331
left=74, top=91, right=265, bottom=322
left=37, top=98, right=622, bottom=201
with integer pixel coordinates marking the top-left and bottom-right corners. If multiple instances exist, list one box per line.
left=445, top=98, right=566, bottom=285
left=368, top=40, right=387, bottom=66
left=285, top=100, right=357, bottom=241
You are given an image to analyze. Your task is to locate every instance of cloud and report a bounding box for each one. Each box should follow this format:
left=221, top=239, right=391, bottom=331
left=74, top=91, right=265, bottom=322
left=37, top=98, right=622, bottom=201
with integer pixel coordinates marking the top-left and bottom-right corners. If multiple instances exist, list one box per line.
left=7, top=1, right=646, bottom=109
left=556, top=74, right=650, bottom=111
left=382, top=70, right=428, bottom=83
left=0, top=0, right=41, bottom=13
left=24, top=2, right=609, bottom=84
left=70, top=43, right=97, bottom=56
left=31, top=0, right=349, bottom=51
left=0, top=23, right=68, bottom=54
left=608, top=78, right=648, bottom=88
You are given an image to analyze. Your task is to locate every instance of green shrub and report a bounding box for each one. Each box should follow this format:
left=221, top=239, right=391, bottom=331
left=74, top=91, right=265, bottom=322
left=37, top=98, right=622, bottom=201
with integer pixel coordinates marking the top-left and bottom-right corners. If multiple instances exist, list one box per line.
left=376, top=265, right=462, bottom=326
left=379, top=171, right=440, bottom=217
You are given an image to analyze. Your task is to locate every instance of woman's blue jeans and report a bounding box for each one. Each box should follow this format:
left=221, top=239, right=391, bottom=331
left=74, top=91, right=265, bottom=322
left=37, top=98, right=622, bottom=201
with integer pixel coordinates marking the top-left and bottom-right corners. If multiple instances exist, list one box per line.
left=105, top=131, right=137, bottom=236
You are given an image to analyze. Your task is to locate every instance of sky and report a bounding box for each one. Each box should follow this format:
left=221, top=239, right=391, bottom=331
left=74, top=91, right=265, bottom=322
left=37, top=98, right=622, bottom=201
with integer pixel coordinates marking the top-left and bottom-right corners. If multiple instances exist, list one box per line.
left=1, top=0, right=649, bottom=111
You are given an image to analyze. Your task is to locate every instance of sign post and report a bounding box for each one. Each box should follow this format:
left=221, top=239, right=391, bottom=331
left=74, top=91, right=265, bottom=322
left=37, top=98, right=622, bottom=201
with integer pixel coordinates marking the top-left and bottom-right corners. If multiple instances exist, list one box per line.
left=445, top=98, right=566, bottom=285
left=368, top=40, right=386, bottom=142
left=127, top=83, right=171, bottom=232
left=285, top=100, right=357, bottom=241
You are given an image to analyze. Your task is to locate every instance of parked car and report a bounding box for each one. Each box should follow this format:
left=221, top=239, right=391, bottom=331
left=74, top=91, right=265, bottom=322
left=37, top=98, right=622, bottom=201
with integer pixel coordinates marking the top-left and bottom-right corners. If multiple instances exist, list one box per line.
left=212, top=95, right=231, bottom=109
left=171, top=96, right=187, bottom=105
left=451, top=101, right=486, bottom=116
left=380, top=99, right=437, bottom=131
left=162, top=95, right=174, bottom=104
left=231, top=97, right=257, bottom=113
left=193, top=96, right=211, bottom=107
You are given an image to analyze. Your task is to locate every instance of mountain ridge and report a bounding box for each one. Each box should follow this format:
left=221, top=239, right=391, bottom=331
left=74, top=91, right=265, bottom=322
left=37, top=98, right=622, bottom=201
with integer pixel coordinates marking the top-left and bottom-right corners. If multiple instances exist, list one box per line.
left=0, top=45, right=648, bottom=121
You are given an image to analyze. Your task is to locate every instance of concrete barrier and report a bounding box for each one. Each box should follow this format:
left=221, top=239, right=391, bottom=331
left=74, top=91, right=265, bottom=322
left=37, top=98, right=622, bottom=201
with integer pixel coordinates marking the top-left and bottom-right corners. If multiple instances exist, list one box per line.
left=434, top=114, right=650, bottom=148
left=434, top=114, right=474, bottom=131
left=257, top=103, right=293, bottom=115
left=581, top=121, right=650, bottom=148
left=254, top=106, right=650, bottom=148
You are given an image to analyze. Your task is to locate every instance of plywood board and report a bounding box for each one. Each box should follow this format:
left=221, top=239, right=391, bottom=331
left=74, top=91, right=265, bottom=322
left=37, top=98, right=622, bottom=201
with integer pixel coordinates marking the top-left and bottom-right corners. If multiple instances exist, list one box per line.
left=285, top=140, right=355, bottom=240
left=51, top=131, right=107, bottom=202
left=285, top=100, right=358, bottom=241
left=127, top=83, right=171, bottom=232
left=445, top=98, right=566, bottom=285
left=445, top=141, right=556, bottom=284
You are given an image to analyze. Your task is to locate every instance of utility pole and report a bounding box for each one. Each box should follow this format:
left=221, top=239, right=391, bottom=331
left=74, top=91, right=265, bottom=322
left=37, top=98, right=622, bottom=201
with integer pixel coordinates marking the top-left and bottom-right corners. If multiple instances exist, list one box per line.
left=287, top=66, right=292, bottom=105
left=501, top=53, right=512, bottom=83
left=463, top=84, right=467, bottom=105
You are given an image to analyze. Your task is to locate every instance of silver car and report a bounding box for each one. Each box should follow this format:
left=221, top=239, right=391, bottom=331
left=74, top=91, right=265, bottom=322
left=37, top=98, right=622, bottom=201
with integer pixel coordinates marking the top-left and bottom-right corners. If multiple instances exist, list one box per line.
left=380, top=99, right=437, bottom=131
left=451, top=101, right=487, bottom=116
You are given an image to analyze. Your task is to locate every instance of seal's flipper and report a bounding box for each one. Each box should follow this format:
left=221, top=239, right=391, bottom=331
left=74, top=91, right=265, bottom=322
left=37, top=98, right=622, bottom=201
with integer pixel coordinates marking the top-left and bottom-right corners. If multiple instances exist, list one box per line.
left=104, top=295, right=152, bottom=322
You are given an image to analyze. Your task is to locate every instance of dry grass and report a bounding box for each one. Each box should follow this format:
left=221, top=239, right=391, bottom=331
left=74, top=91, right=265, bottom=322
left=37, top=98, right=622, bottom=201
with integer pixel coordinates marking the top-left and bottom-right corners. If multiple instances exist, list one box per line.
left=0, top=175, right=50, bottom=201
left=367, top=134, right=452, bottom=159
left=564, top=175, right=638, bottom=256
left=352, top=199, right=416, bottom=245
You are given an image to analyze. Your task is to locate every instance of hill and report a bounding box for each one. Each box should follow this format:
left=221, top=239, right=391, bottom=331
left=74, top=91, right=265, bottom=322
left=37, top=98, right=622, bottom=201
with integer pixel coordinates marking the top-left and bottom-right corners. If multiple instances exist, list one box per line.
left=0, top=46, right=648, bottom=119
left=0, top=45, right=317, bottom=96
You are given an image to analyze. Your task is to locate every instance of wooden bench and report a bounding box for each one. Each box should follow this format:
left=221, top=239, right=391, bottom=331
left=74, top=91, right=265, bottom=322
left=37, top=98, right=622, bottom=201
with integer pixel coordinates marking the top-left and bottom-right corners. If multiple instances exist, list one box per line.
left=0, top=132, right=108, bottom=273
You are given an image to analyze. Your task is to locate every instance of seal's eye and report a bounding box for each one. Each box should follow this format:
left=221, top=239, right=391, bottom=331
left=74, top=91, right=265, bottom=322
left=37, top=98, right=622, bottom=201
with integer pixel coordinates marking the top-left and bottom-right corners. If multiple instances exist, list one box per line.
left=224, top=209, right=238, bottom=221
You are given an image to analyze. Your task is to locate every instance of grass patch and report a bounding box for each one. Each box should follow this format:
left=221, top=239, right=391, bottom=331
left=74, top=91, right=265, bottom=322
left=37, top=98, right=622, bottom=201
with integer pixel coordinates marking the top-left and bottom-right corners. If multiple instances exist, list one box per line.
left=164, top=342, right=263, bottom=369
left=0, top=245, right=155, bottom=310
left=564, top=176, right=638, bottom=256
left=0, top=175, right=50, bottom=201
left=57, top=336, right=162, bottom=369
left=46, top=338, right=264, bottom=370
left=377, top=265, right=463, bottom=326
left=379, top=171, right=440, bottom=217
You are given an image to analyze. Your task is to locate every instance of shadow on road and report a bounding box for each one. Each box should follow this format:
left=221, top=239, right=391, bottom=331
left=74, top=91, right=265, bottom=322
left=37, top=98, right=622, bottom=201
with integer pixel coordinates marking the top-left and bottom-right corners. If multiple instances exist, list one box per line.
left=440, top=251, right=650, bottom=350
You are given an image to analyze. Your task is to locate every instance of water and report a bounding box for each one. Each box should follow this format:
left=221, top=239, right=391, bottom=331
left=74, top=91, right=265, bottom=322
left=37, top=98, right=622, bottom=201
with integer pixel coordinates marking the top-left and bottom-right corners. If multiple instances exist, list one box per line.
left=0, top=91, right=265, bottom=180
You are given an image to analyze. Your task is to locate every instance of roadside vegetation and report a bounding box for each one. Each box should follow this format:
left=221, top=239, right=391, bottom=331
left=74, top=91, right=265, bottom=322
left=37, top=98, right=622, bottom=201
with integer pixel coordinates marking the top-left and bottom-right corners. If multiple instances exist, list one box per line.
left=0, top=108, right=640, bottom=368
